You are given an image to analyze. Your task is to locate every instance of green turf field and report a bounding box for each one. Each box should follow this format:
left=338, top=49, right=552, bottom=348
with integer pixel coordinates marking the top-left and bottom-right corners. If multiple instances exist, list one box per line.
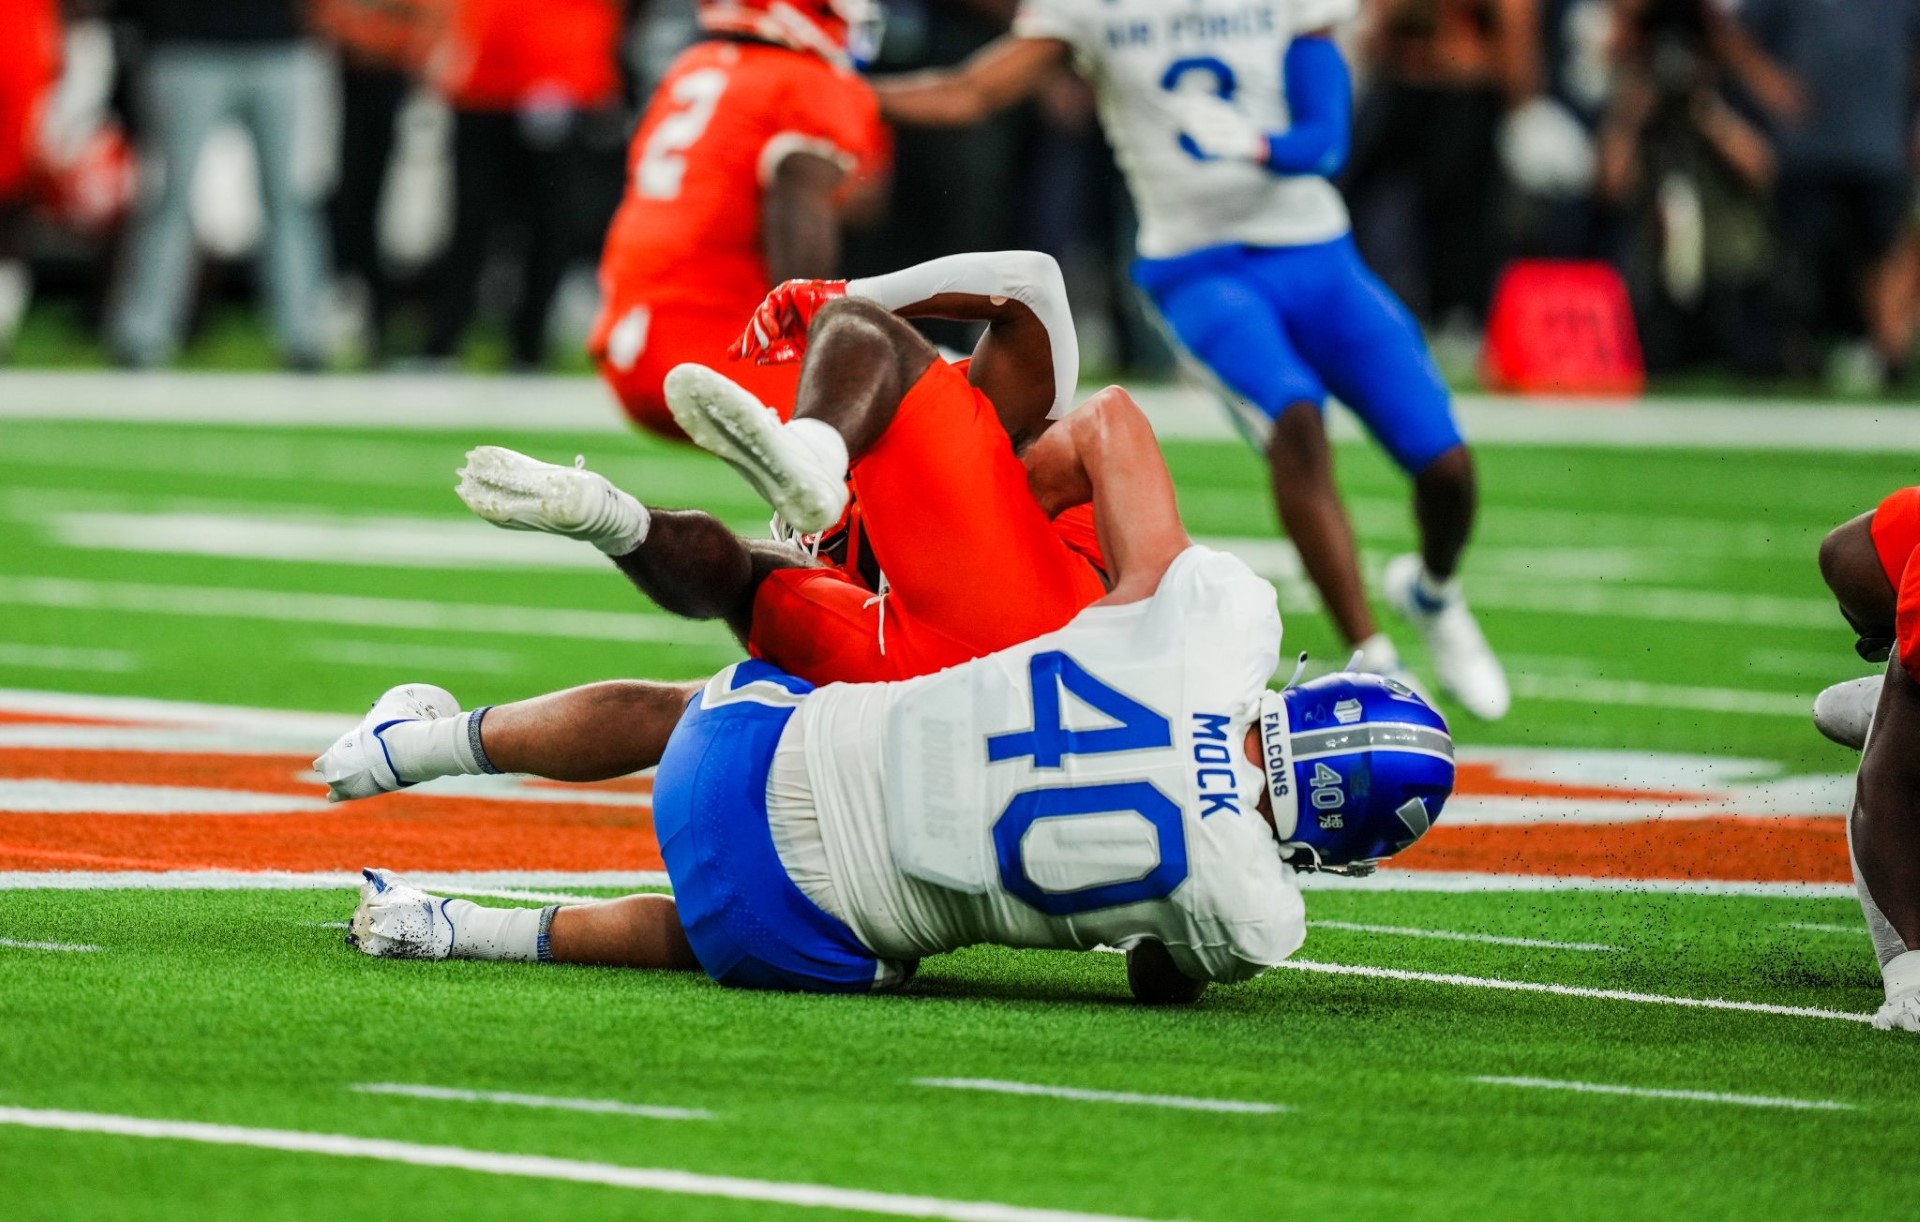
left=2, top=382, right=1917, bottom=1219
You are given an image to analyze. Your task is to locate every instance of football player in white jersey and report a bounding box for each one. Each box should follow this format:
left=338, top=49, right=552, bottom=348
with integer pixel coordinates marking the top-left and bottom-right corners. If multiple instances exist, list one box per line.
left=318, top=386, right=1456, bottom=1001
left=874, top=0, right=1510, bottom=721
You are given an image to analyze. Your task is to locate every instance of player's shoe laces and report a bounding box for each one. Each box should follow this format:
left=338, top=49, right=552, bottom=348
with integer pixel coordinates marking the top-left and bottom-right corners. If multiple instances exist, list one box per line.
left=313, top=684, right=460, bottom=803
left=663, top=363, right=848, bottom=534
left=348, top=868, right=455, bottom=960
left=455, top=446, right=649, bottom=556
left=1812, top=674, right=1881, bottom=751
left=1382, top=554, right=1511, bottom=721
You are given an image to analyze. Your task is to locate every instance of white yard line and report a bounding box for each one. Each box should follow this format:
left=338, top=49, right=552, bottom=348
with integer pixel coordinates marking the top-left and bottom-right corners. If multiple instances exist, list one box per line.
left=0, top=936, right=102, bottom=952
left=0, top=642, right=138, bottom=673
left=1308, top=921, right=1614, bottom=952
left=1785, top=922, right=1866, bottom=935
left=1507, top=674, right=1811, bottom=717
left=303, top=639, right=522, bottom=675
left=1471, top=1076, right=1852, bottom=1111
left=0, top=869, right=1853, bottom=898
left=912, top=1079, right=1286, bottom=1115
left=0, top=576, right=732, bottom=648
left=350, top=1083, right=712, bottom=1122
left=0, top=1106, right=1144, bottom=1222
left=1275, top=960, right=1871, bottom=1023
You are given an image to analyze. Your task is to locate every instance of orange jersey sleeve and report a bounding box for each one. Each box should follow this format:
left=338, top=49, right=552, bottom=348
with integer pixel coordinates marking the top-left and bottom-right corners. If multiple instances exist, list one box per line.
left=0, top=0, right=59, bottom=200
left=596, top=41, right=883, bottom=317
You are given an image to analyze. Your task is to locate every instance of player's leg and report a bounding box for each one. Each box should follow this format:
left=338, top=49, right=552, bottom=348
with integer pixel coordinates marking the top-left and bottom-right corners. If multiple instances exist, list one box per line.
left=1270, top=238, right=1508, bottom=720
left=1134, top=252, right=1389, bottom=658
left=456, top=445, right=811, bottom=642
left=1853, top=603, right=1920, bottom=1030
left=314, top=677, right=700, bottom=801
left=662, top=296, right=938, bottom=533
left=347, top=868, right=701, bottom=970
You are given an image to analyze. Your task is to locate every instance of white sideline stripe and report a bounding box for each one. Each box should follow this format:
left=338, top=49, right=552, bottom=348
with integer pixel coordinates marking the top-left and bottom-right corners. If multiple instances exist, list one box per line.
left=0, top=869, right=1853, bottom=898
left=0, top=576, right=735, bottom=648
left=0, top=779, right=327, bottom=816
left=1309, top=921, right=1614, bottom=952
left=0, top=1107, right=1145, bottom=1222
left=1276, top=960, right=1872, bottom=1023
left=1508, top=674, right=1810, bottom=717
left=1786, top=922, right=1866, bottom=935
left=0, top=936, right=102, bottom=952
left=913, top=1079, right=1286, bottom=1115
left=351, top=1083, right=712, bottom=1122
left=1472, top=1076, right=1853, bottom=1111
left=7, top=369, right=1920, bottom=452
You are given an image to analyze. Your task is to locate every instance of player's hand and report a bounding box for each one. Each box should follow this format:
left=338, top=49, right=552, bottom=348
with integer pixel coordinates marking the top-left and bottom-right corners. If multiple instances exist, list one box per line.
left=728, top=279, right=849, bottom=366
left=1169, top=92, right=1269, bottom=165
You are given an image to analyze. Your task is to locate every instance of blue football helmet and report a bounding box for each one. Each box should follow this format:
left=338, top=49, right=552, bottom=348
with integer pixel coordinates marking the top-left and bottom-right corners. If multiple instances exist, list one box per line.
left=1258, top=673, right=1455, bottom=874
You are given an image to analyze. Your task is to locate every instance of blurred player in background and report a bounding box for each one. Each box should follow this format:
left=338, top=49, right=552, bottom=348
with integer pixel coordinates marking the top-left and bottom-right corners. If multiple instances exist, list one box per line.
left=318, top=383, right=1455, bottom=1000
left=426, top=0, right=625, bottom=369
left=466, top=249, right=1102, bottom=685
left=1815, top=490, right=1920, bottom=1032
left=0, top=0, right=61, bottom=357
left=592, top=0, right=888, bottom=438
left=875, top=0, right=1510, bottom=721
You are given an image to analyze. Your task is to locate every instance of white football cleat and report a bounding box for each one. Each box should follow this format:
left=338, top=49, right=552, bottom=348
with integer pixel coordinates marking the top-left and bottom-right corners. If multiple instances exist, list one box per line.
left=1813, top=674, right=1882, bottom=751
left=313, top=683, right=460, bottom=803
left=455, top=446, right=648, bottom=555
left=663, top=363, right=848, bottom=534
left=1382, top=553, right=1511, bottom=721
left=348, top=868, right=455, bottom=960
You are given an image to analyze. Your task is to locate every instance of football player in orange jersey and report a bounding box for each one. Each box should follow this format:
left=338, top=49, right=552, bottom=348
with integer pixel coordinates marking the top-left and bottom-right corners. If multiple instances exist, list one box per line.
left=1814, top=490, right=1920, bottom=1032
left=592, top=0, right=889, bottom=439
left=463, top=248, right=1112, bottom=686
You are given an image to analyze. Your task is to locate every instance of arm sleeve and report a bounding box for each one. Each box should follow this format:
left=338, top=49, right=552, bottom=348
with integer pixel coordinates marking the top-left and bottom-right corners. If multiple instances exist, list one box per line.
left=847, top=250, right=1080, bottom=420
left=1263, top=35, right=1352, bottom=178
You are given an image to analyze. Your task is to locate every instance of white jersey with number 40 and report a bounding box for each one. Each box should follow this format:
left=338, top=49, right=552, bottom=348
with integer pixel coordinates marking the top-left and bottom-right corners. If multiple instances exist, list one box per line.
left=1012, top=0, right=1360, bottom=258
left=793, top=547, right=1305, bottom=983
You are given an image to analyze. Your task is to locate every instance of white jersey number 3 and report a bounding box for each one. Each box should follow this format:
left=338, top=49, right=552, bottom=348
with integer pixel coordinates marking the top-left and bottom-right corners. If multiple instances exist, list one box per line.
left=636, top=68, right=729, bottom=200
left=987, top=651, right=1190, bottom=916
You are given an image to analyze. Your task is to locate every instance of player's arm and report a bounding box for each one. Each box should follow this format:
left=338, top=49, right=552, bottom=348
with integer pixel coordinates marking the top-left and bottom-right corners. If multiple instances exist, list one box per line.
left=1021, top=386, right=1189, bottom=605
left=1172, top=32, right=1351, bottom=177
left=732, top=250, right=1077, bottom=445
left=849, top=250, right=1076, bottom=445
left=761, top=151, right=848, bottom=286
left=874, top=35, right=1069, bottom=127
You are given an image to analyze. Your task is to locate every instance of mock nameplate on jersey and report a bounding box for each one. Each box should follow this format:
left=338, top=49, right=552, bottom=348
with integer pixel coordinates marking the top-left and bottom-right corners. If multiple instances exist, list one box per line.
left=1011, top=0, right=1361, bottom=258
left=883, top=547, right=1285, bottom=922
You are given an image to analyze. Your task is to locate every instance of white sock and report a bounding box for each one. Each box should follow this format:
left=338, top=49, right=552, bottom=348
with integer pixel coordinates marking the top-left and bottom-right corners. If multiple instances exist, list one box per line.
left=1414, top=567, right=1460, bottom=609
left=379, top=708, right=499, bottom=785
left=444, top=900, right=558, bottom=962
left=785, top=417, right=850, bottom=483
left=1884, top=948, right=1920, bottom=1003
left=584, top=480, right=651, bottom=557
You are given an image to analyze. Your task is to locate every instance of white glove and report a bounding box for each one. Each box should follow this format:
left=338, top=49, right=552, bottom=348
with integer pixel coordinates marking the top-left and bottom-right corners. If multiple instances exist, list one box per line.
left=1498, top=96, right=1596, bottom=197
left=1874, top=951, right=1920, bottom=1031
left=1873, top=990, right=1920, bottom=1032
left=1169, top=92, right=1269, bottom=165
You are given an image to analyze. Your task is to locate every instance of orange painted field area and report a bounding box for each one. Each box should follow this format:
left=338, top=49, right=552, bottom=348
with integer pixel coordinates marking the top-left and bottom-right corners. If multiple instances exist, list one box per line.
left=0, top=696, right=1853, bottom=882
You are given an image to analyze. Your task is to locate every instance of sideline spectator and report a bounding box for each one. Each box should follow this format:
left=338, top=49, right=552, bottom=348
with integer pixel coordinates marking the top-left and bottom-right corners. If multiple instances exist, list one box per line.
left=110, top=0, right=331, bottom=370
left=1737, top=0, right=1920, bottom=388
left=423, top=0, right=625, bottom=369
left=310, top=0, right=451, bottom=363
left=1345, top=0, right=1543, bottom=331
